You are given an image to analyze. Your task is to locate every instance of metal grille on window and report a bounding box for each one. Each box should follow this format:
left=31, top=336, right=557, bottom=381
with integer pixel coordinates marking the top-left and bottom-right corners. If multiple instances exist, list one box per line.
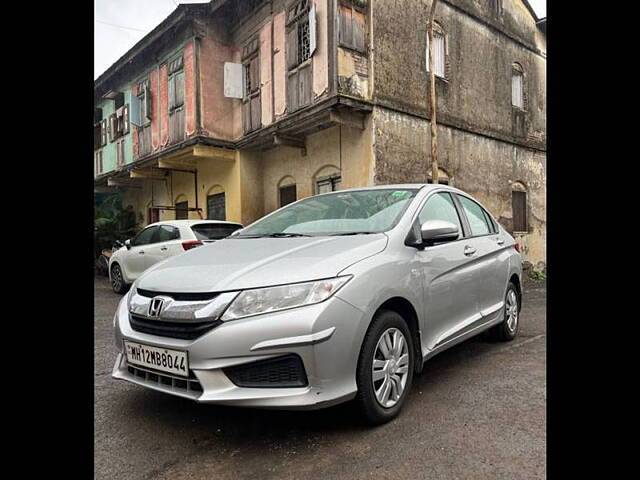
left=298, top=20, right=310, bottom=64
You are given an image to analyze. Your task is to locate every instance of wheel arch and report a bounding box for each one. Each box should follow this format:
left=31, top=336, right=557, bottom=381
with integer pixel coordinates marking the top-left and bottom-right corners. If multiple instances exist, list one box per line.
left=374, top=297, right=424, bottom=374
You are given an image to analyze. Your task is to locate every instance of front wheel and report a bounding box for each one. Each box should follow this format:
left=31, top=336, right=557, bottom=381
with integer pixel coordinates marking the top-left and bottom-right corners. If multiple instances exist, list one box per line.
left=355, top=310, right=415, bottom=425
left=110, top=263, right=129, bottom=294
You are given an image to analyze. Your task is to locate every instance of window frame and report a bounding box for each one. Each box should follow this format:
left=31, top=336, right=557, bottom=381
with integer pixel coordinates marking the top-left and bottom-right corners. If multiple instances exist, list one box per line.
left=425, top=22, right=447, bottom=80
left=279, top=183, right=298, bottom=208
left=315, top=174, right=342, bottom=194
left=153, top=224, right=181, bottom=243
left=338, top=1, right=367, bottom=54
left=511, top=189, right=528, bottom=233
left=206, top=192, right=227, bottom=221
left=511, top=63, right=525, bottom=110
left=416, top=191, right=465, bottom=243
left=131, top=226, right=159, bottom=246
left=175, top=200, right=189, bottom=220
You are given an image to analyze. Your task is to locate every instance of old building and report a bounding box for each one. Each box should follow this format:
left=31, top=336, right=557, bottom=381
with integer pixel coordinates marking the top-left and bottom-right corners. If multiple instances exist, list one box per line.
left=94, top=0, right=546, bottom=267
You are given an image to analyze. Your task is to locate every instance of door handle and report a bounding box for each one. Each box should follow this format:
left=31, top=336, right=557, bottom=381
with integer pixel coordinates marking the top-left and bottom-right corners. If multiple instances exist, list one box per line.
left=496, top=238, right=505, bottom=245
left=464, top=246, right=477, bottom=256
left=138, top=250, right=145, bottom=255
left=160, top=247, right=168, bottom=251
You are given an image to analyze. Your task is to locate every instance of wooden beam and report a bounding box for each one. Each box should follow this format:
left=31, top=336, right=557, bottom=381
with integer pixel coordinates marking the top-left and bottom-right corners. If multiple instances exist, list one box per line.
left=107, top=178, right=143, bottom=189
left=329, top=110, right=365, bottom=130
left=273, top=134, right=307, bottom=155
left=130, top=168, right=166, bottom=180
left=157, top=157, right=197, bottom=170
left=193, top=145, right=236, bottom=161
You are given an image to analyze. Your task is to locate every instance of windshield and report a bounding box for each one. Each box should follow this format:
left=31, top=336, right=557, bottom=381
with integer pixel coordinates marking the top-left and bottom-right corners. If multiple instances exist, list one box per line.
left=235, top=188, right=419, bottom=237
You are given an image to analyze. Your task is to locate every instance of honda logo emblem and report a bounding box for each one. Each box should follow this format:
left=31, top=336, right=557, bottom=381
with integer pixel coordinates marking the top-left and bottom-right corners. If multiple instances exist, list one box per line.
left=148, top=297, right=166, bottom=318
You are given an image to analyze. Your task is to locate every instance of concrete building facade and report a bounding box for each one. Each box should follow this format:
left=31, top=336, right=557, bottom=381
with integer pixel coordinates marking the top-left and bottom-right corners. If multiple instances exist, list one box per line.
left=94, top=0, right=546, bottom=268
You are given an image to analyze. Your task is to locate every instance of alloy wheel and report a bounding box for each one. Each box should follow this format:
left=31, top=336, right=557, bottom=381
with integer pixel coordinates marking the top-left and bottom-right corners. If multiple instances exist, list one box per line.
left=112, top=265, right=122, bottom=292
left=506, top=289, right=519, bottom=332
left=372, top=327, right=410, bottom=408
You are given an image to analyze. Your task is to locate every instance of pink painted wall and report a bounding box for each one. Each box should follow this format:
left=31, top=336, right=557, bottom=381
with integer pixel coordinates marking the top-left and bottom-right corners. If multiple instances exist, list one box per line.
left=260, top=21, right=273, bottom=126
left=273, top=12, right=286, bottom=118
left=199, top=36, right=239, bottom=140
left=184, top=42, right=196, bottom=136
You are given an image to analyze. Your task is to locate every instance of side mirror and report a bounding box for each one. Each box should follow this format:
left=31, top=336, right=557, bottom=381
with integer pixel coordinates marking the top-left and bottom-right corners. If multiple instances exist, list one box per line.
left=420, top=220, right=459, bottom=245
left=125, top=239, right=132, bottom=250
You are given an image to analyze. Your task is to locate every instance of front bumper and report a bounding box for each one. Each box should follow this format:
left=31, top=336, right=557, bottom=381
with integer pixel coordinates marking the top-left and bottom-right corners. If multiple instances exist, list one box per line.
left=112, top=292, right=368, bottom=410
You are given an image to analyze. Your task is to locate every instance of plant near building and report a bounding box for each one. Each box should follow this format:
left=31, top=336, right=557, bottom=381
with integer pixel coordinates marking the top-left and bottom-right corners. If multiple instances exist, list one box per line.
left=94, top=194, right=140, bottom=258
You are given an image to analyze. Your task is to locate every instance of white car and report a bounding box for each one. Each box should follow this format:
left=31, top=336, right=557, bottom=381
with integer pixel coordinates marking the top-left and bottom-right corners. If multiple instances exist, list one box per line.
left=109, top=220, right=243, bottom=293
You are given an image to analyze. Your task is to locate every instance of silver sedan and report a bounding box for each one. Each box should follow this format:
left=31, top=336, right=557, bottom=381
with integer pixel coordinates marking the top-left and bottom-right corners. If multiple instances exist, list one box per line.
left=112, top=184, right=522, bottom=424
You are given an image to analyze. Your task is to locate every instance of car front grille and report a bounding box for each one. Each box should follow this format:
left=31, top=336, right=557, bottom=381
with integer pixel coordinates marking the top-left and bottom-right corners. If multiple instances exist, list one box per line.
left=126, top=363, right=203, bottom=394
left=136, top=288, right=219, bottom=301
left=223, top=354, right=308, bottom=388
left=129, top=313, right=222, bottom=340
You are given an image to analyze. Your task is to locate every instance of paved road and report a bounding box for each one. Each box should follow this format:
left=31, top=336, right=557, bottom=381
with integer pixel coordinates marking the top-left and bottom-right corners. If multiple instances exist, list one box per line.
left=95, top=277, right=546, bottom=480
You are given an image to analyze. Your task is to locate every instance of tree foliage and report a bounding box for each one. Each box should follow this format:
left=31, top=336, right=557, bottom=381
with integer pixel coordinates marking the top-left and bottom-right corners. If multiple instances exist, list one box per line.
left=94, top=194, right=140, bottom=257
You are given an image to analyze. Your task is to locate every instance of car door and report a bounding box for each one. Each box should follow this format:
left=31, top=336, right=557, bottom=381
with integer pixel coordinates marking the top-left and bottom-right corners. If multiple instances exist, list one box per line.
left=123, top=226, right=158, bottom=279
left=413, top=191, right=480, bottom=351
left=145, top=224, right=182, bottom=267
left=454, top=194, right=509, bottom=322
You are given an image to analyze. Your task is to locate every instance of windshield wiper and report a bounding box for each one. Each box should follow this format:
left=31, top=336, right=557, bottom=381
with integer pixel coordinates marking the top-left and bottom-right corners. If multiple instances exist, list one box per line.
left=328, top=231, right=378, bottom=236
left=233, top=232, right=313, bottom=238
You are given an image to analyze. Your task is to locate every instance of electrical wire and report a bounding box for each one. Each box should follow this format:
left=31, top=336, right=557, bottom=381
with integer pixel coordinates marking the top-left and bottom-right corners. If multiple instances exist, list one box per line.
left=95, top=19, right=148, bottom=33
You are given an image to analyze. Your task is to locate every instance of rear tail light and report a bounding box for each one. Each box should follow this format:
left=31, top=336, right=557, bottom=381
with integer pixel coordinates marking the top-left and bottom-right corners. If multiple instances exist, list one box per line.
left=514, top=241, right=521, bottom=253
left=182, top=240, right=203, bottom=251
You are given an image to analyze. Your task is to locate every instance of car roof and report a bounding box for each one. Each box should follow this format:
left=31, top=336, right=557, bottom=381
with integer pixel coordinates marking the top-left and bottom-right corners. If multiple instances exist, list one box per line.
left=147, top=220, right=243, bottom=228
left=318, top=183, right=468, bottom=196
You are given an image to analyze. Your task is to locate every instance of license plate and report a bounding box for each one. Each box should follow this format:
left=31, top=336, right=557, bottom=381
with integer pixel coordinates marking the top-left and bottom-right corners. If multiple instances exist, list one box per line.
left=124, top=341, right=189, bottom=378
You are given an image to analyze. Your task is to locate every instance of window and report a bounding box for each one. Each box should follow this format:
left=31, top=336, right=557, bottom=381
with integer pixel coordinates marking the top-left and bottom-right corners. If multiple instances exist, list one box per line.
left=418, top=192, right=463, bottom=240
left=242, top=38, right=261, bottom=134
left=116, top=139, right=125, bottom=167
left=512, top=186, right=528, bottom=232
left=136, top=79, right=152, bottom=156
left=94, top=150, right=103, bottom=176
left=279, top=184, right=297, bottom=207
left=492, top=0, right=503, bottom=15
left=168, top=56, right=185, bottom=143
left=286, top=0, right=316, bottom=112
left=426, top=24, right=446, bottom=78
left=458, top=195, right=492, bottom=236
left=207, top=193, right=226, bottom=220
left=154, top=225, right=180, bottom=242
left=338, top=2, right=366, bottom=53
left=316, top=175, right=341, bottom=194
left=191, top=223, right=242, bottom=240
left=109, top=105, right=129, bottom=143
left=148, top=207, right=160, bottom=224
left=512, top=63, right=524, bottom=109
left=94, top=122, right=102, bottom=150
left=175, top=201, right=189, bottom=220
left=132, top=226, right=158, bottom=246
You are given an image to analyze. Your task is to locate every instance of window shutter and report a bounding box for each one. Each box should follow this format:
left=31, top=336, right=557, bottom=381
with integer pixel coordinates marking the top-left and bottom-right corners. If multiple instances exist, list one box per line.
left=249, top=57, right=260, bottom=94
left=175, top=71, right=185, bottom=108
left=145, top=87, right=152, bottom=120
left=224, top=62, right=244, bottom=98
left=168, top=75, right=176, bottom=111
left=353, top=9, right=365, bottom=52
left=512, top=191, right=527, bottom=232
left=309, top=3, right=317, bottom=56
left=101, top=119, right=107, bottom=146
left=130, top=95, right=141, bottom=126
left=108, top=114, right=116, bottom=142
left=339, top=5, right=353, bottom=48
left=434, top=33, right=445, bottom=77
left=512, top=71, right=523, bottom=108
left=286, top=26, right=298, bottom=70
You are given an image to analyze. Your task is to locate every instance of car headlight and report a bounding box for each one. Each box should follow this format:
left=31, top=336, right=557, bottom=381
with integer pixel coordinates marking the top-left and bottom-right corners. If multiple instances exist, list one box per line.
left=221, top=276, right=352, bottom=321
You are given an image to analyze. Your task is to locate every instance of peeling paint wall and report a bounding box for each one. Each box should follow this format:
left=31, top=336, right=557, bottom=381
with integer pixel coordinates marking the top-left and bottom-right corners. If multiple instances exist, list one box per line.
left=372, top=106, right=546, bottom=265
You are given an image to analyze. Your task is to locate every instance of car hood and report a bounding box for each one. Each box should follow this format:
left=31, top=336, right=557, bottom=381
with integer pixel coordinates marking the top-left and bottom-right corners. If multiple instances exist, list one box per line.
left=137, top=234, right=388, bottom=292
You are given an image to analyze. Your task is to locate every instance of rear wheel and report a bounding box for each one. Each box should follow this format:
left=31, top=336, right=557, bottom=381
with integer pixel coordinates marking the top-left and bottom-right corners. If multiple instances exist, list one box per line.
left=488, top=282, right=520, bottom=341
left=110, top=263, right=129, bottom=294
left=355, top=310, right=414, bottom=425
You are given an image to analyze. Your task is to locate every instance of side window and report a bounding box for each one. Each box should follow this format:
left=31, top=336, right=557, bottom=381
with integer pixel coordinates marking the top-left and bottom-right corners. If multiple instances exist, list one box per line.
left=418, top=192, right=463, bottom=239
left=155, top=225, right=180, bottom=243
left=458, top=196, right=492, bottom=236
left=132, top=226, right=157, bottom=246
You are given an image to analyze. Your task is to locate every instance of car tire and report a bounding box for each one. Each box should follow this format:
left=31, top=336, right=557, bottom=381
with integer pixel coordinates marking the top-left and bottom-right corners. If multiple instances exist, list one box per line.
left=110, top=263, right=129, bottom=294
left=488, top=281, right=520, bottom=342
left=355, top=309, right=415, bottom=425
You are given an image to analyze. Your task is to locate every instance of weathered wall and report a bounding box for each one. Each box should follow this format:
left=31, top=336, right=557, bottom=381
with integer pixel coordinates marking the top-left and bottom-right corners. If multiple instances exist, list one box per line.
left=371, top=0, right=545, bottom=150
left=372, top=106, right=545, bottom=265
